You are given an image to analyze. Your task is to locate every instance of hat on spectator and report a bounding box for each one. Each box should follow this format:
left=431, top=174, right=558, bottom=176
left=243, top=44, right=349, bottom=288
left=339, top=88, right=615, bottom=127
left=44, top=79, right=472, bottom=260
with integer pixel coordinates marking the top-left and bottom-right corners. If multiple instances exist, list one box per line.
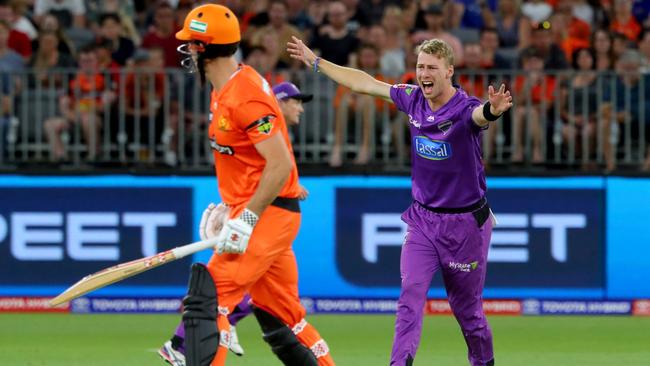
left=273, top=82, right=313, bottom=102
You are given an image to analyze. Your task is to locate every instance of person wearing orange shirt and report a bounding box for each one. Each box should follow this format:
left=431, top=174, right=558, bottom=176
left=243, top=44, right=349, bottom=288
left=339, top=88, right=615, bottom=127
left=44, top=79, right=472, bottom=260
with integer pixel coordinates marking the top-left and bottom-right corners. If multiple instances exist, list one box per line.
left=44, top=45, right=110, bottom=161
left=174, top=4, right=334, bottom=366
left=610, top=0, right=642, bottom=42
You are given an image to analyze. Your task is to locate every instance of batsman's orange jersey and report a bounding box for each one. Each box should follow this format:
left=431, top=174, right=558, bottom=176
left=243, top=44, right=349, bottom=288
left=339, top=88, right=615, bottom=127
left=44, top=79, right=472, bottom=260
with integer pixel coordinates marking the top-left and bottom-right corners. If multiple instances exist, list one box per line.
left=208, top=65, right=301, bottom=209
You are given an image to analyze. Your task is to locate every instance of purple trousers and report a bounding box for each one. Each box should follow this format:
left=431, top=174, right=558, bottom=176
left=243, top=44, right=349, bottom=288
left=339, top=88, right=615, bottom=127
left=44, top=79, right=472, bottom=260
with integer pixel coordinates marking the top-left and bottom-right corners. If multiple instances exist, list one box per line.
left=390, top=202, right=494, bottom=366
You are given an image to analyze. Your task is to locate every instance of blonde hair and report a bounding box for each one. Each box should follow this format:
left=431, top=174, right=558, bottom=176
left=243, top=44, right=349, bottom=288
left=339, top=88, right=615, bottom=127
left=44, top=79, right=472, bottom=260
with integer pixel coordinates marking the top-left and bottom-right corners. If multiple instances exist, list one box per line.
left=416, top=38, right=454, bottom=66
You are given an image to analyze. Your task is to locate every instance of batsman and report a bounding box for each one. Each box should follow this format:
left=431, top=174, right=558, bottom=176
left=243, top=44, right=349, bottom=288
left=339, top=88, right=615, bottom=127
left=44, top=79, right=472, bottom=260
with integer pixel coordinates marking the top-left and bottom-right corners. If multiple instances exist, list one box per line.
left=175, top=4, right=334, bottom=366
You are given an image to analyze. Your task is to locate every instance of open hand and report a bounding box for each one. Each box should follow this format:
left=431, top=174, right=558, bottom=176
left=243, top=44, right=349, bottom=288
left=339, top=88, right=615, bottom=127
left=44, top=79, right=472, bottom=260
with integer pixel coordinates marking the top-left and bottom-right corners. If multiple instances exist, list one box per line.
left=488, top=84, right=513, bottom=115
left=287, top=36, right=317, bottom=68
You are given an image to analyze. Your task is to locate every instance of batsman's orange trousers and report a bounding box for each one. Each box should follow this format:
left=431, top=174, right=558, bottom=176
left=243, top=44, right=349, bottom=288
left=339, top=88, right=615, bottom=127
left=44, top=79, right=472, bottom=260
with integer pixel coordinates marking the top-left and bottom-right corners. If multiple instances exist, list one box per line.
left=207, top=204, right=335, bottom=365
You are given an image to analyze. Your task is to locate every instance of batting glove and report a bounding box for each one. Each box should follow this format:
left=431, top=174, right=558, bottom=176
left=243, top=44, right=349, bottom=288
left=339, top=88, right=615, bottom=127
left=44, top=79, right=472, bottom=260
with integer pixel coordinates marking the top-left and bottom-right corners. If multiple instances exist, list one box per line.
left=199, top=203, right=230, bottom=241
left=216, top=208, right=259, bottom=254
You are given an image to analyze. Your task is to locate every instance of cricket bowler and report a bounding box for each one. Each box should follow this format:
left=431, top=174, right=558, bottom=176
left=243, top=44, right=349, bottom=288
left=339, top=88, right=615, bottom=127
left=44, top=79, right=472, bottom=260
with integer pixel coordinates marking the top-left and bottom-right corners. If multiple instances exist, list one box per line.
left=288, top=36, right=512, bottom=366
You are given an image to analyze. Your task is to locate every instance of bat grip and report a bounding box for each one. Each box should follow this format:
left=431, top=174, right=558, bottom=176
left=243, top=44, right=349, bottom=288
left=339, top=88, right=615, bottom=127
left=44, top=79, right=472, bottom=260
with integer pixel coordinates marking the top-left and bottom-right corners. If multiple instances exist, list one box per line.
left=172, top=237, right=220, bottom=259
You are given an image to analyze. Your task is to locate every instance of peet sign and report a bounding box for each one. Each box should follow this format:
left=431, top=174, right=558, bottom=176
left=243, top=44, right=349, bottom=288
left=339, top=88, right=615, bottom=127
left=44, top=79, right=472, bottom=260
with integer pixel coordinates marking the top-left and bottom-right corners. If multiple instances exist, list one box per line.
left=336, top=188, right=605, bottom=289
left=0, top=188, right=193, bottom=287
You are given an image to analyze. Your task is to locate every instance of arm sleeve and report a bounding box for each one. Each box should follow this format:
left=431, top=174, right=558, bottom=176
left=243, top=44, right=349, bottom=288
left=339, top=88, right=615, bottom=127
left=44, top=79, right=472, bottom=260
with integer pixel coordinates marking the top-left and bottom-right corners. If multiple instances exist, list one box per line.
left=231, top=100, right=280, bottom=145
left=464, top=95, right=484, bottom=132
left=389, top=84, right=418, bottom=113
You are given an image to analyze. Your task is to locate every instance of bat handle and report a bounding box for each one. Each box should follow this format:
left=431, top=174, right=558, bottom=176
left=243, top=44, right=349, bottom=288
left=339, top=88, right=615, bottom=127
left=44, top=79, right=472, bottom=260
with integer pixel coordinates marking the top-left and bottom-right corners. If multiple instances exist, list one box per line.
left=171, top=237, right=220, bottom=259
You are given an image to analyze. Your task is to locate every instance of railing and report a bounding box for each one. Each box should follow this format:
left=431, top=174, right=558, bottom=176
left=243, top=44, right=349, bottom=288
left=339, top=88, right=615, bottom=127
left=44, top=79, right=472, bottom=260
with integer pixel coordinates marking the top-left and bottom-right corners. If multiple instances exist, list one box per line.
left=0, top=68, right=647, bottom=172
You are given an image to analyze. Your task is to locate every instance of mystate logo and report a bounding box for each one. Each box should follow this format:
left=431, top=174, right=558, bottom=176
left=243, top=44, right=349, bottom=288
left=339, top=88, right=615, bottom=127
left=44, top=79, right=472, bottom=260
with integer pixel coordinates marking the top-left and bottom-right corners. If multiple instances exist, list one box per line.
left=414, top=136, right=451, bottom=160
left=448, top=261, right=479, bottom=272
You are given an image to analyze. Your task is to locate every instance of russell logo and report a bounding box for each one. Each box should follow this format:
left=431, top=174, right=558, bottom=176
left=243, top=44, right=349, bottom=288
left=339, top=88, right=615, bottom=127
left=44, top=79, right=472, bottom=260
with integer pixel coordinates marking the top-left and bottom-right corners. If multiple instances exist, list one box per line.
left=414, top=136, right=451, bottom=160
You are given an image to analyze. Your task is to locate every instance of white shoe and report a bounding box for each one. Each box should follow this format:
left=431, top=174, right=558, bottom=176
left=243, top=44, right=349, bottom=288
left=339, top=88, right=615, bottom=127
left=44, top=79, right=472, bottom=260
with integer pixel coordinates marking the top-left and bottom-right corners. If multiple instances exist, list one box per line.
left=158, top=340, right=186, bottom=366
left=229, top=326, right=245, bottom=356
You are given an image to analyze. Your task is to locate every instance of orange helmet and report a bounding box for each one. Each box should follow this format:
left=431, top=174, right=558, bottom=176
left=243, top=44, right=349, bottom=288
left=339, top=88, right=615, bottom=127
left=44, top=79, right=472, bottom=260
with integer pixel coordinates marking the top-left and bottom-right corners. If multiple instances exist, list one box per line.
left=176, top=4, right=241, bottom=45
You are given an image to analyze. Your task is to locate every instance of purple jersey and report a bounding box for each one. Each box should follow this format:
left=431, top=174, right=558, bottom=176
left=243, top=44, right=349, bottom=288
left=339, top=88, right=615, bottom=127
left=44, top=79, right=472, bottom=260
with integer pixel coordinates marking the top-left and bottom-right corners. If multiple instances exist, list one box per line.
left=390, top=84, right=486, bottom=208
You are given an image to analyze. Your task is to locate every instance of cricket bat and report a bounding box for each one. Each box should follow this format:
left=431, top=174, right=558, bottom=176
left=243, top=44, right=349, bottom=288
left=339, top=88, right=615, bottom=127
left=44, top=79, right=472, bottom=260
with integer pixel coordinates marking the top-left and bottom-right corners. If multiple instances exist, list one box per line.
left=49, top=237, right=219, bottom=307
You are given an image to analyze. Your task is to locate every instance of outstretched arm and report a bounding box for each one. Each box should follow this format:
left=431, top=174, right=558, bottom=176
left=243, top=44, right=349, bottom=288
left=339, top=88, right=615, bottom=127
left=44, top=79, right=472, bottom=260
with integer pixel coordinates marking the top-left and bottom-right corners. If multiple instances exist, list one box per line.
left=471, top=84, right=513, bottom=127
left=287, top=36, right=392, bottom=101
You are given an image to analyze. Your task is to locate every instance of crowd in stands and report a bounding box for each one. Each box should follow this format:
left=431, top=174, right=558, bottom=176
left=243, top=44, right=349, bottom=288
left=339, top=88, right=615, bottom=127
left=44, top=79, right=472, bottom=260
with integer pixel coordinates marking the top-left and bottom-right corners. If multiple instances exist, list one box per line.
left=0, top=0, right=650, bottom=172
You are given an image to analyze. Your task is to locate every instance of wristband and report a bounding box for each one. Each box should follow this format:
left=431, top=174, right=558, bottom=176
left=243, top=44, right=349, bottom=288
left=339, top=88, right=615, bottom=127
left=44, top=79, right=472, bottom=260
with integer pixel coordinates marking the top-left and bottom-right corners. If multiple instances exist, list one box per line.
left=482, top=101, right=502, bottom=121
left=240, top=208, right=259, bottom=227
left=313, top=57, right=321, bottom=73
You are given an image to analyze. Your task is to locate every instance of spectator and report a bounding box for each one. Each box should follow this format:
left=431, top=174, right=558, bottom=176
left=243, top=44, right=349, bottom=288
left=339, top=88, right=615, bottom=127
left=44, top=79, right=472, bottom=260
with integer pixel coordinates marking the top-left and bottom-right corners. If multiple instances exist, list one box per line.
left=44, top=46, right=108, bottom=161
left=451, top=0, right=495, bottom=30
left=0, top=0, right=29, bottom=59
left=249, top=0, right=302, bottom=67
left=97, top=12, right=135, bottom=66
left=341, top=0, right=371, bottom=33
left=244, top=45, right=286, bottom=85
left=32, top=14, right=75, bottom=57
left=306, top=0, right=328, bottom=28
left=286, top=0, right=314, bottom=32
left=458, top=42, right=490, bottom=99
left=29, top=31, right=76, bottom=88
left=550, top=1, right=591, bottom=62
left=511, top=46, right=557, bottom=163
left=86, top=0, right=136, bottom=28
left=600, top=50, right=650, bottom=171
left=0, top=0, right=36, bottom=40
left=528, top=21, right=569, bottom=69
left=330, top=43, right=393, bottom=167
left=479, top=26, right=514, bottom=69
left=612, top=31, right=634, bottom=62
left=559, top=47, right=599, bottom=167
left=0, top=19, right=22, bottom=153
left=592, top=28, right=615, bottom=70
left=571, top=0, right=595, bottom=26
left=34, top=0, right=86, bottom=29
left=141, top=2, right=182, bottom=68
left=411, top=4, right=464, bottom=65
left=123, top=48, right=167, bottom=159
left=610, top=0, right=641, bottom=41
left=0, top=19, right=23, bottom=72
left=520, top=0, right=552, bottom=23
left=94, top=38, right=120, bottom=88
left=367, top=24, right=404, bottom=78
left=640, top=28, right=650, bottom=71
left=490, top=0, right=524, bottom=49
left=376, top=6, right=407, bottom=77
left=310, top=1, right=359, bottom=66
left=458, top=40, right=501, bottom=164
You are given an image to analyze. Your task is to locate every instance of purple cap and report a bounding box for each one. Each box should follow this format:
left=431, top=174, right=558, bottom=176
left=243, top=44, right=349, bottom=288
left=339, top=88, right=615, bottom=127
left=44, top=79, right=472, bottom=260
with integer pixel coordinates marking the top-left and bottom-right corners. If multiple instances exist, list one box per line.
left=272, top=82, right=313, bottom=102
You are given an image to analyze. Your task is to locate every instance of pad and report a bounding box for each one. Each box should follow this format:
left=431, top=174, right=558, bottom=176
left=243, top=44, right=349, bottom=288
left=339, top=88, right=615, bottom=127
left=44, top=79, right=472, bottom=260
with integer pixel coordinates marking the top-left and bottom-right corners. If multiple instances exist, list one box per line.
left=182, top=263, right=219, bottom=366
left=252, top=305, right=318, bottom=366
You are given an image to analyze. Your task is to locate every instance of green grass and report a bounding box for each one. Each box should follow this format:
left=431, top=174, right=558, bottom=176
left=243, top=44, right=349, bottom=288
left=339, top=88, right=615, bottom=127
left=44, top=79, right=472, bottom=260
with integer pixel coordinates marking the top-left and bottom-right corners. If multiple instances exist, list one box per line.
left=1, top=314, right=649, bottom=365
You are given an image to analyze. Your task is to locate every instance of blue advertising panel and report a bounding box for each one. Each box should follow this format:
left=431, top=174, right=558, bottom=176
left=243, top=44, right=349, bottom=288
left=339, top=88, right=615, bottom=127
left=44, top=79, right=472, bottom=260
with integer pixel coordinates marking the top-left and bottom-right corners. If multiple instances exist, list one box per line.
left=4, top=175, right=649, bottom=300
left=606, top=178, right=650, bottom=298
left=334, top=187, right=605, bottom=289
left=0, top=186, right=193, bottom=293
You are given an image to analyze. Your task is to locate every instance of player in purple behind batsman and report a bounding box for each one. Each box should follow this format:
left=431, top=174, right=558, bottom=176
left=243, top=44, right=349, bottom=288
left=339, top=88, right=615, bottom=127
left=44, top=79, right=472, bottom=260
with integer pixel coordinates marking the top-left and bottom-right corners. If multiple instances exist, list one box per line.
left=288, top=37, right=512, bottom=366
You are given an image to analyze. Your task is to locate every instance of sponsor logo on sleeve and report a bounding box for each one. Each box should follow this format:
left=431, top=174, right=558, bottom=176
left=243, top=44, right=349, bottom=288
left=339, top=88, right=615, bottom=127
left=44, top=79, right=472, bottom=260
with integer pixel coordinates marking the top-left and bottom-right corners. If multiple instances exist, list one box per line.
left=257, top=117, right=273, bottom=135
left=413, top=136, right=451, bottom=160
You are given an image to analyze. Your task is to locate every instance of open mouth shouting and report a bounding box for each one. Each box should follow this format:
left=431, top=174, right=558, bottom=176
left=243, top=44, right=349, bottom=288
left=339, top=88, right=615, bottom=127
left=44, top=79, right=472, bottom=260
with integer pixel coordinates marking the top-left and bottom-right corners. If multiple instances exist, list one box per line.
left=421, top=80, right=434, bottom=94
